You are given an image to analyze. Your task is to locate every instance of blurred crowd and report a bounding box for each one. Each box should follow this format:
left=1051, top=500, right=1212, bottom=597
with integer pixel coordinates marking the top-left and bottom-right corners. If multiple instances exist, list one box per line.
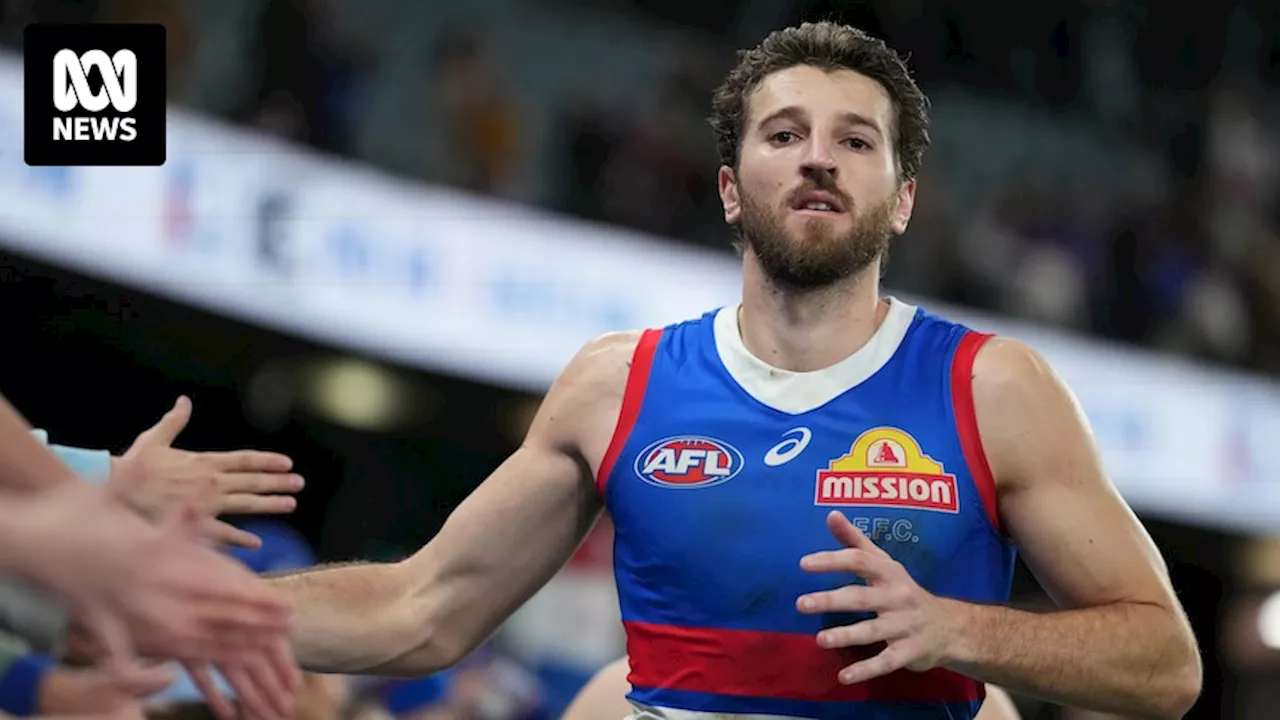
left=2, top=0, right=1278, bottom=374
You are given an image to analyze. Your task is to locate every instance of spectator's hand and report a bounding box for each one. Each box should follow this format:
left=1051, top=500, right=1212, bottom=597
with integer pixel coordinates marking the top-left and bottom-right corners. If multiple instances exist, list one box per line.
left=112, top=396, right=304, bottom=549
left=185, top=637, right=301, bottom=720
left=16, top=480, right=293, bottom=679
left=37, top=661, right=171, bottom=716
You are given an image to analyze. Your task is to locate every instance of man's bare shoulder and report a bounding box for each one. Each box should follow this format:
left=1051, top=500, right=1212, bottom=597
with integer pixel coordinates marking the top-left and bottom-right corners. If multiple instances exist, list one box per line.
left=556, top=330, right=644, bottom=401
left=969, top=336, right=1057, bottom=400
left=529, top=330, right=645, bottom=468
left=969, top=335, right=1091, bottom=492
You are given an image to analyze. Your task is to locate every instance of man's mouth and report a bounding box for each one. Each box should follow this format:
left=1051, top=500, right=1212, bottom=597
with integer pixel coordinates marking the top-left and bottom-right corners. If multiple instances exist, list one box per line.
left=792, top=191, right=845, bottom=213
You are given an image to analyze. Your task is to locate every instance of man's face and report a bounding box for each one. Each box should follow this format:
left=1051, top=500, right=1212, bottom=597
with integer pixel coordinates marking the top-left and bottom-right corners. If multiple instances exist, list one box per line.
left=719, top=65, right=915, bottom=289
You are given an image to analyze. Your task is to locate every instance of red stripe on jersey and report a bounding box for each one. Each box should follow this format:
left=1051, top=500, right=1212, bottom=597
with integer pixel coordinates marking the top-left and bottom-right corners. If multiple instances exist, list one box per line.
left=625, top=620, right=983, bottom=704
left=950, top=331, right=1001, bottom=535
left=596, top=329, right=662, bottom=495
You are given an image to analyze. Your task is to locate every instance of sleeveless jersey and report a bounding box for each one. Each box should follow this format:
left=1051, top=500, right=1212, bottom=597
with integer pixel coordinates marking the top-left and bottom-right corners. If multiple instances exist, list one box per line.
left=596, top=298, right=1017, bottom=720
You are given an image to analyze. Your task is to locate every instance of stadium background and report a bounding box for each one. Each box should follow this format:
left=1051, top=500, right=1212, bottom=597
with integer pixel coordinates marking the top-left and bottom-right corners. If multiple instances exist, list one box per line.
left=0, top=0, right=1277, bottom=717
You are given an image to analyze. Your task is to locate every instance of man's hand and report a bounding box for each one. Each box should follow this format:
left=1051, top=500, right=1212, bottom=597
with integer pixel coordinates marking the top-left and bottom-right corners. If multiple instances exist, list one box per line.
left=111, top=396, right=304, bottom=549
left=796, top=511, right=955, bottom=685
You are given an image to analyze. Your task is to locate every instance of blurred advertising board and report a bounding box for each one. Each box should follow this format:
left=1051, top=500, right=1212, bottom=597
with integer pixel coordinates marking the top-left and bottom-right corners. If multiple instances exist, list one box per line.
left=0, top=53, right=1277, bottom=532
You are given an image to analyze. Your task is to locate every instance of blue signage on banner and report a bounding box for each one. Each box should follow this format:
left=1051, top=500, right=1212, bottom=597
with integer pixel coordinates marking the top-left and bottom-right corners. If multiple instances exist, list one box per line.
left=488, top=266, right=634, bottom=336
left=325, top=221, right=438, bottom=295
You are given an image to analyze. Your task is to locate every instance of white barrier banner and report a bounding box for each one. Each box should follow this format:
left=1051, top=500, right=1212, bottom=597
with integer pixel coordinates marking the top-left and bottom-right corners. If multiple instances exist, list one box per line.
left=0, top=54, right=1277, bottom=531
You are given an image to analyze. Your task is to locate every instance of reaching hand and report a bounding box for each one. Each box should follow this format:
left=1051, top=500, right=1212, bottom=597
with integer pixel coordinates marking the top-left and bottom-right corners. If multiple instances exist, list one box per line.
left=112, top=396, right=304, bottom=548
left=36, top=661, right=173, bottom=716
left=797, top=511, right=956, bottom=685
left=184, top=637, right=302, bottom=720
left=12, top=480, right=293, bottom=679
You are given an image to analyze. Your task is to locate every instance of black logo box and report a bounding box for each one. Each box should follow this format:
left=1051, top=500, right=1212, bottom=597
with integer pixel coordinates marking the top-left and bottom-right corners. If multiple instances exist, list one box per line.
left=24, top=23, right=166, bottom=166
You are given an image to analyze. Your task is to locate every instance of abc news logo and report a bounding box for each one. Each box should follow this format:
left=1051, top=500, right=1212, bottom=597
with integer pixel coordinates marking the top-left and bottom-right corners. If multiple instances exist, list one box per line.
left=53, top=48, right=139, bottom=142
left=24, top=24, right=166, bottom=166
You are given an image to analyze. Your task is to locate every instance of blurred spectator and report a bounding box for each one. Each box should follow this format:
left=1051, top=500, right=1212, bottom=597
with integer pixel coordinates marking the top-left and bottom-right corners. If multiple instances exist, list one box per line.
left=949, top=183, right=1029, bottom=310
left=554, top=93, right=623, bottom=223
left=424, top=27, right=523, bottom=198
left=590, top=60, right=719, bottom=243
left=101, top=0, right=195, bottom=101
left=884, top=164, right=958, bottom=299
left=1203, top=81, right=1277, bottom=267
left=239, top=0, right=367, bottom=152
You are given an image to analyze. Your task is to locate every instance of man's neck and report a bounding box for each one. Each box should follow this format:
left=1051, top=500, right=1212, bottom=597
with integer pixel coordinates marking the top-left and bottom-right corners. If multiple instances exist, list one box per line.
left=738, top=255, right=887, bottom=373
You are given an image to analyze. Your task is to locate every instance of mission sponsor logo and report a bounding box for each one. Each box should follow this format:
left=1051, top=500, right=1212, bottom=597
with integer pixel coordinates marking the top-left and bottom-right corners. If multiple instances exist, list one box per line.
left=816, top=427, right=959, bottom=513
left=633, top=435, right=743, bottom=489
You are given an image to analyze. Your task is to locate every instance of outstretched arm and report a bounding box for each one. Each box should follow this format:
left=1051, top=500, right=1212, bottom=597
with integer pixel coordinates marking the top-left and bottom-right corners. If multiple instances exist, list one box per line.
left=0, top=397, right=82, bottom=498
left=267, top=332, right=638, bottom=676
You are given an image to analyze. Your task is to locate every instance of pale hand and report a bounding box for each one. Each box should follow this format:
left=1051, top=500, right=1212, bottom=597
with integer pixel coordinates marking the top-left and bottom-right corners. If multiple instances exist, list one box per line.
left=17, top=480, right=294, bottom=677
left=63, top=622, right=301, bottom=720
left=112, top=396, right=304, bottom=549
left=797, top=511, right=956, bottom=685
left=184, top=637, right=302, bottom=720
left=37, top=662, right=172, bottom=716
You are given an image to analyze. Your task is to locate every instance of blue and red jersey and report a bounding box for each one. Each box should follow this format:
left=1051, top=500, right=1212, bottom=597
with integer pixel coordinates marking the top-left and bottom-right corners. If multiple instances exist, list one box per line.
left=596, top=298, right=1016, bottom=719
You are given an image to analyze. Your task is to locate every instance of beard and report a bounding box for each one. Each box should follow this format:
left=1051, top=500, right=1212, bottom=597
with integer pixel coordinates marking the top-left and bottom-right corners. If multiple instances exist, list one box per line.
left=737, top=180, right=897, bottom=291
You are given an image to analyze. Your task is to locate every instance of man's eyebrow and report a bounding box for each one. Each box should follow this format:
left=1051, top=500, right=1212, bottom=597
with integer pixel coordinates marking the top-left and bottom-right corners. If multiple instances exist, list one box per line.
left=756, top=106, right=884, bottom=138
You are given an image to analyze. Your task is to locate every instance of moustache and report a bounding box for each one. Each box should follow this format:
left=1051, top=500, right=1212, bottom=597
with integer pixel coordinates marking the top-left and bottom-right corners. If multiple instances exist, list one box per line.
left=788, top=170, right=851, bottom=208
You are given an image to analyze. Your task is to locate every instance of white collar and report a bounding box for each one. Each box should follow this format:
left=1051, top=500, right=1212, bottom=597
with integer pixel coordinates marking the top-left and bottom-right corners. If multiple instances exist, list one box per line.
left=712, top=297, right=916, bottom=415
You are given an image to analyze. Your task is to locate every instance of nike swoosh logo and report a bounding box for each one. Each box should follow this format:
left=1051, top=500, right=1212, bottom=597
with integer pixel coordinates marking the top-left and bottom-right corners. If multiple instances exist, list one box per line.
left=764, top=427, right=812, bottom=467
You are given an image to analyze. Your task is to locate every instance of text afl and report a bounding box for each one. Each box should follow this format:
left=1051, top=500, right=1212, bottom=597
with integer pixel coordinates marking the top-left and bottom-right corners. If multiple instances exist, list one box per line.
left=634, top=436, right=744, bottom=489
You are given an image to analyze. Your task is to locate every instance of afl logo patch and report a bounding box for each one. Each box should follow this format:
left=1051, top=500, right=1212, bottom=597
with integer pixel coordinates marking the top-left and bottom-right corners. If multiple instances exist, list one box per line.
left=634, top=435, right=743, bottom=489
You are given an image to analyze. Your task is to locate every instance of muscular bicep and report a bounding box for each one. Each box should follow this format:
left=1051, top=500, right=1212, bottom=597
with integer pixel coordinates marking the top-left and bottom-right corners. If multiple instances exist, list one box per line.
left=399, top=331, right=638, bottom=662
left=410, top=443, right=602, bottom=654
left=975, top=338, right=1175, bottom=611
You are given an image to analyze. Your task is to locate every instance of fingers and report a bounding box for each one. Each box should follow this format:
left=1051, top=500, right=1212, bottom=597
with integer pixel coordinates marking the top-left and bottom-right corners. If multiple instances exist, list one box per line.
left=249, top=640, right=301, bottom=719
left=126, top=548, right=293, bottom=659
left=206, top=450, right=294, bottom=474
left=221, top=644, right=298, bottom=720
left=133, top=396, right=193, bottom=449
left=188, top=566, right=294, bottom=622
left=133, top=616, right=277, bottom=666
left=101, top=661, right=174, bottom=697
left=826, top=511, right=889, bottom=556
left=268, top=637, right=303, bottom=697
left=78, top=604, right=143, bottom=690
left=184, top=662, right=238, bottom=720
left=796, top=584, right=890, bottom=614
left=836, top=641, right=915, bottom=685
left=165, top=594, right=291, bottom=648
left=224, top=471, right=304, bottom=497
left=815, top=617, right=902, bottom=649
left=223, top=663, right=276, bottom=720
left=800, top=547, right=892, bottom=581
left=204, top=519, right=264, bottom=549
left=216, top=489, right=300, bottom=515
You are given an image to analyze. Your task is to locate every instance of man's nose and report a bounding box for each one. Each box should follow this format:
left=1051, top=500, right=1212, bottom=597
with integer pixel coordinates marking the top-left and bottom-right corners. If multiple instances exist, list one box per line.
left=800, top=136, right=838, bottom=176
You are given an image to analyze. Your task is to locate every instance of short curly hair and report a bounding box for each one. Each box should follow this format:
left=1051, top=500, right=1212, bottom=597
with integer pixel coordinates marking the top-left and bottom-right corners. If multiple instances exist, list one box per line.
left=710, top=22, right=931, bottom=182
